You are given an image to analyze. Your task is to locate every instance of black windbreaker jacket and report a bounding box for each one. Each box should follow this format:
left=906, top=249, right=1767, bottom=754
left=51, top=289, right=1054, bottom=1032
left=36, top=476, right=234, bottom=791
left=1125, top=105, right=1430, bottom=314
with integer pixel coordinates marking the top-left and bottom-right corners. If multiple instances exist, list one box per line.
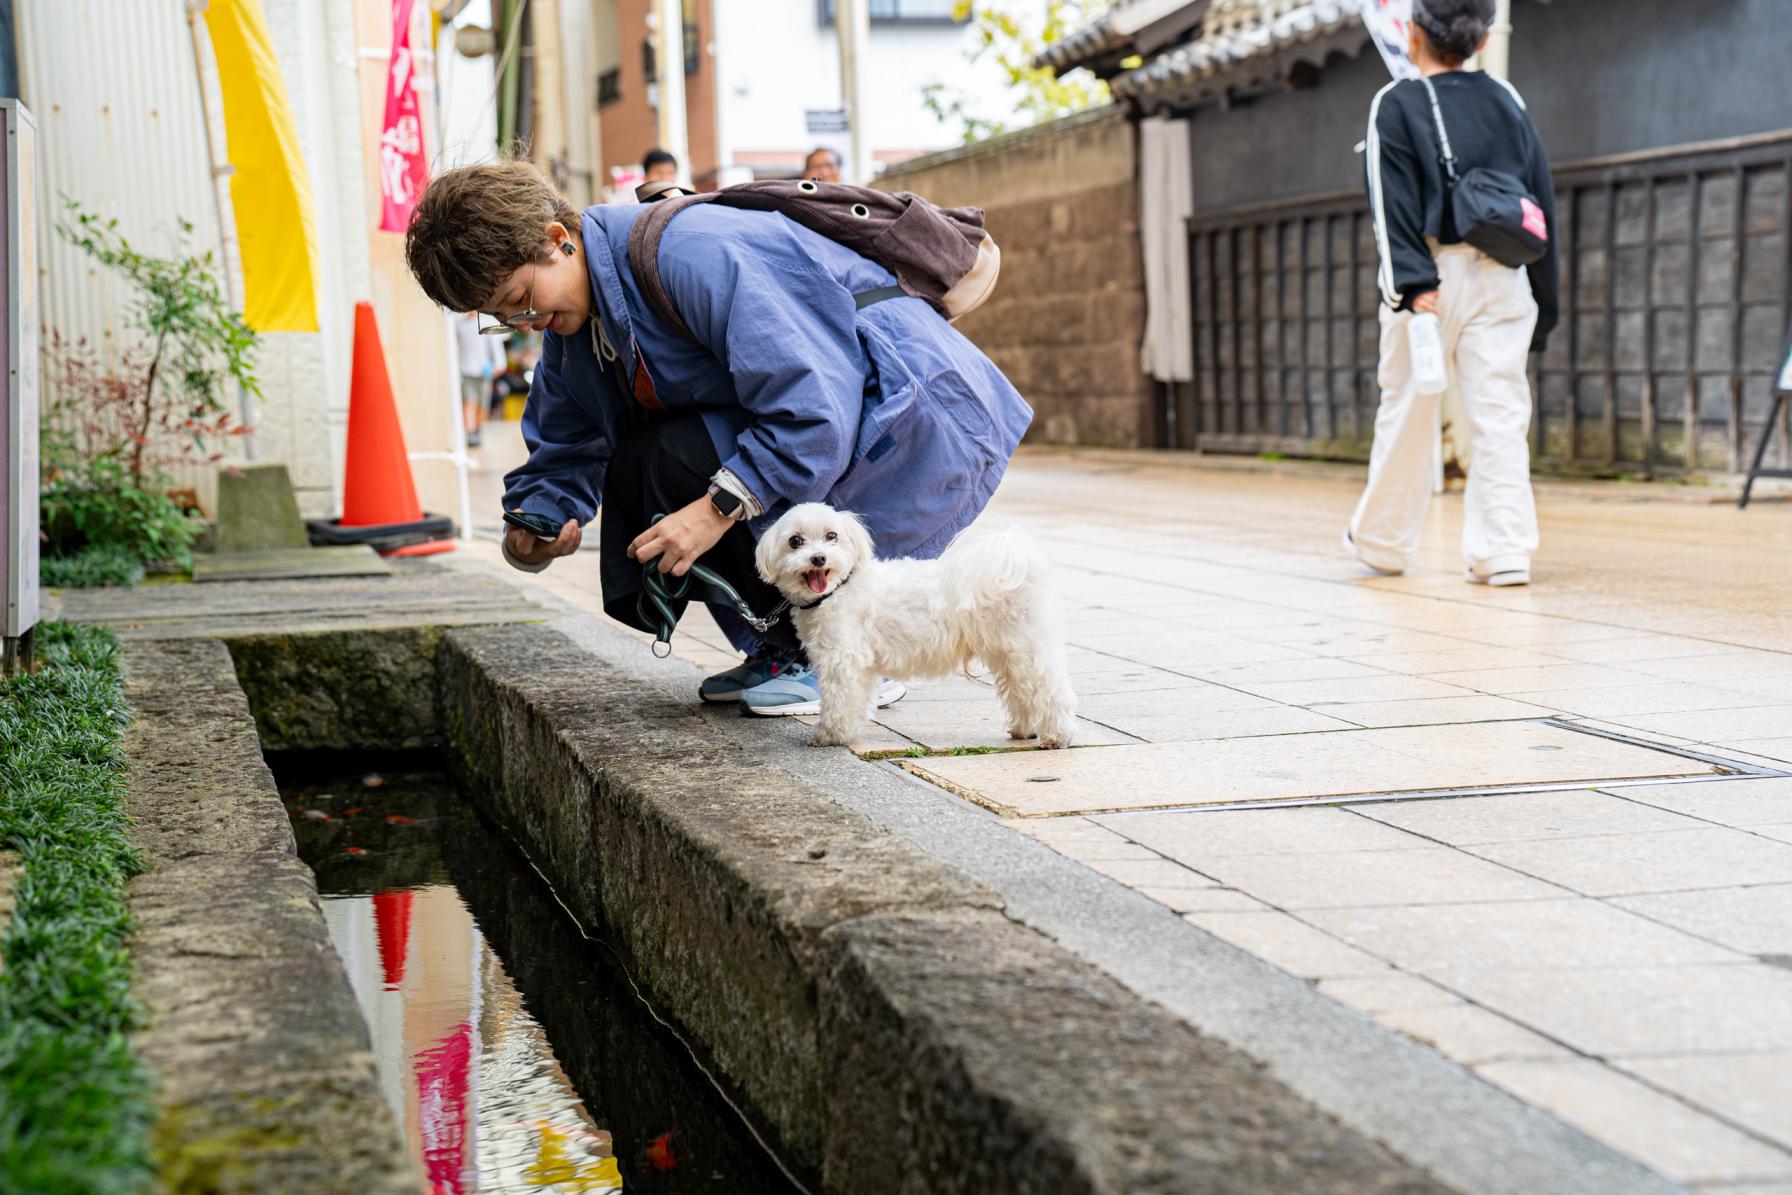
left=1364, top=70, right=1560, bottom=352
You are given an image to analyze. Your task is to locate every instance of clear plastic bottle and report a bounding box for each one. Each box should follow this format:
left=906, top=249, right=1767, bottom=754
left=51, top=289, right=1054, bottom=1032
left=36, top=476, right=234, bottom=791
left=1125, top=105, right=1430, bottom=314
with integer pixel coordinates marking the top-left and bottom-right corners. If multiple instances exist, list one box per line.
left=1408, top=312, right=1447, bottom=396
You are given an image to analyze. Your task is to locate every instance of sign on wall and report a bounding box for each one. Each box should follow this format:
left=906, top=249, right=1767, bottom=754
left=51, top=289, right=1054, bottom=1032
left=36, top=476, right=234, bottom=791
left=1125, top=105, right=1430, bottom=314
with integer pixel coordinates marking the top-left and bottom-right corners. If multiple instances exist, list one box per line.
left=1359, top=0, right=1419, bottom=80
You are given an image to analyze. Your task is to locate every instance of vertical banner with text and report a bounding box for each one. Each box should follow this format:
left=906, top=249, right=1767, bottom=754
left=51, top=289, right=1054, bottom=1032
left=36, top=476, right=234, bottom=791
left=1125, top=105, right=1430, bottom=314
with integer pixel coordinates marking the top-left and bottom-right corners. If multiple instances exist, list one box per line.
left=1359, top=0, right=1420, bottom=80
left=378, top=0, right=429, bottom=233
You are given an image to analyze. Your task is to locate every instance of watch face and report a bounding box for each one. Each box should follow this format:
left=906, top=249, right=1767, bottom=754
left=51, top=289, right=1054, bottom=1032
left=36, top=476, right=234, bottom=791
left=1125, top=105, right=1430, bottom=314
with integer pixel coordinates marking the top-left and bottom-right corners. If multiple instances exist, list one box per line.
left=711, top=489, right=742, bottom=516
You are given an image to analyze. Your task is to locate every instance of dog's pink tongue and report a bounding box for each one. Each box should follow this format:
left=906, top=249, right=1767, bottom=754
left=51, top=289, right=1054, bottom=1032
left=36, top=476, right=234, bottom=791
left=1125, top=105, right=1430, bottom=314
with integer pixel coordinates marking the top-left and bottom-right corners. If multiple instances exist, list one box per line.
left=805, top=571, right=829, bottom=595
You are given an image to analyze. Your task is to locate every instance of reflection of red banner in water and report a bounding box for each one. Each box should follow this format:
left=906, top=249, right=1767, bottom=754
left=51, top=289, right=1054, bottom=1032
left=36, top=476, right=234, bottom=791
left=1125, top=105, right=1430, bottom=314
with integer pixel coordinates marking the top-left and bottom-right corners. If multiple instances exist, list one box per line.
left=377, top=0, right=429, bottom=233
left=372, top=888, right=414, bottom=989
left=417, top=1022, right=473, bottom=1194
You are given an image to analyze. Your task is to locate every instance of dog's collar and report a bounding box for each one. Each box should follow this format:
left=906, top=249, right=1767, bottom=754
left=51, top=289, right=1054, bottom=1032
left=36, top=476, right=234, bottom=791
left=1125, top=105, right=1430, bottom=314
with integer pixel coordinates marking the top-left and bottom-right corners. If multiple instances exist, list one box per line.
left=791, top=569, right=854, bottom=611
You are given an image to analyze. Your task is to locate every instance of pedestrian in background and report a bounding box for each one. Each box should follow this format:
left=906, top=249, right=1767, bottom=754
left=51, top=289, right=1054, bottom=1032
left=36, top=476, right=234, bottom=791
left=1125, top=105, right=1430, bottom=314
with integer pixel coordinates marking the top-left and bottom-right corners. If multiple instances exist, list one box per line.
left=1347, top=0, right=1558, bottom=587
left=804, top=147, right=842, bottom=183
left=643, top=147, right=678, bottom=184
left=454, top=312, right=505, bottom=448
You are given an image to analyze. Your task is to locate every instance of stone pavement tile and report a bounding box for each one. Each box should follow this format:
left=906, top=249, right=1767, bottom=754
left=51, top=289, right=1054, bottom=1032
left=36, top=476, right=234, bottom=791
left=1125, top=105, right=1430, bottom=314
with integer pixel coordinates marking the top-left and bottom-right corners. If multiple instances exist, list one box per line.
left=1246, top=627, right=1480, bottom=658
left=1315, top=973, right=1464, bottom=1016
left=1690, top=1181, right=1792, bottom=1193
left=1622, top=1054, right=1792, bottom=1150
left=1444, top=963, right=1792, bottom=1055
left=1474, top=1058, right=1792, bottom=1184
left=1150, top=888, right=1268, bottom=913
left=1343, top=646, right=1565, bottom=675
left=1629, top=651, right=1792, bottom=684
left=1311, top=694, right=1557, bottom=728
left=1504, top=682, right=1771, bottom=720
left=1084, top=706, right=1356, bottom=743
left=1610, top=778, right=1792, bottom=826
left=1060, top=666, right=1220, bottom=696
left=1191, top=848, right=1568, bottom=909
left=1714, top=676, right=1792, bottom=703
left=1450, top=622, right=1643, bottom=649
left=1372, top=1003, right=1570, bottom=1066
left=1467, top=828, right=1792, bottom=896
left=1078, top=856, right=1217, bottom=888
left=1008, top=815, right=1131, bottom=848
left=1355, top=790, right=1712, bottom=846
left=1427, top=662, right=1657, bottom=695
left=1101, top=806, right=1434, bottom=859
left=1547, top=635, right=1746, bottom=664
left=1068, top=626, right=1259, bottom=653
left=1750, top=824, right=1792, bottom=845
left=895, top=675, right=1006, bottom=703
left=1722, top=738, right=1792, bottom=765
left=790, top=716, right=919, bottom=756
left=1180, top=910, right=1393, bottom=979
left=1076, top=685, right=1281, bottom=721
left=1622, top=706, right=1792, bottom=742
left=1302, top=899, right=1742, bottom=973
left=1120, top=639, right=1321, bottom=668
left=1619, top=888, right=1792, bottom=953
left=1232, top=674, right=1483, bottom=706
left=1038, top=838, right=1165, bottom=863
left=904, top=720, right=1714, bottom=816
left=1175, top=657, right=1394, bottom=685
left=871, top=702, right=1138, bottom=751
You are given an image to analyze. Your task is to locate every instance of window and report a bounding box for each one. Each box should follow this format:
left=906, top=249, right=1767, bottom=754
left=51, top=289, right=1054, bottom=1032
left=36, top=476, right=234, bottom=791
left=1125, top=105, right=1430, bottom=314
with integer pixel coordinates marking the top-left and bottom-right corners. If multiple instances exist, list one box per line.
left=817, top=0, right=966, bottom=25
left=596, top=68, right=621, bottom=108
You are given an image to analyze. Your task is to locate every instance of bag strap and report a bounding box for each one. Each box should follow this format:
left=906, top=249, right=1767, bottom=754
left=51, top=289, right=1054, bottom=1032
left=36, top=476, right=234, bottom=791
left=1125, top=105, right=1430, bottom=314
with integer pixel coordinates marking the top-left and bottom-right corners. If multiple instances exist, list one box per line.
left=625, top=197, right=915, bottom=345
left=626, top=192, right=717, bottom=343
left=1418, top=76, right=1459, bottom=184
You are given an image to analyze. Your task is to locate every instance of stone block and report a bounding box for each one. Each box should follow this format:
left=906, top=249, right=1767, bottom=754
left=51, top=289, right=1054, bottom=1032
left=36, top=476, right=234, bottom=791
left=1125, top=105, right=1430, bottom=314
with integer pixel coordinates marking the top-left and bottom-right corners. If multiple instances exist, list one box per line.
left=212, top=463, right=310, bottom=553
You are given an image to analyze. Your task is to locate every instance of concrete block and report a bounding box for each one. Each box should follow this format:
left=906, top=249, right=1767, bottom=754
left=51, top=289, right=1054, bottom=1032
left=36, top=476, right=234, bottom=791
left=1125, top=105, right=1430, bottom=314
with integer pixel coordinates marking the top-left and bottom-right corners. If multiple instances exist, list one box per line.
left=212, top=463, right=310, bottom=553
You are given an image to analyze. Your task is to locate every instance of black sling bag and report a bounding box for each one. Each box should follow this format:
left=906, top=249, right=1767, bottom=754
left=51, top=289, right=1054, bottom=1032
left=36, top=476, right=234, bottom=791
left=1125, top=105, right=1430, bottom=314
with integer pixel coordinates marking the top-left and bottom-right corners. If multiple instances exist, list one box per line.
left=1420, top=76, right=1550, bottom=269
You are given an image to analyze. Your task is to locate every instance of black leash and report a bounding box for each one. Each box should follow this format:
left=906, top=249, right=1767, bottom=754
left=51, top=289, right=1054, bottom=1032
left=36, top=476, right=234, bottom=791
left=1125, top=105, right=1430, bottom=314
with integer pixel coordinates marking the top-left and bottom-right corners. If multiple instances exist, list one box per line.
left=635, top=514, right=851, bottom=657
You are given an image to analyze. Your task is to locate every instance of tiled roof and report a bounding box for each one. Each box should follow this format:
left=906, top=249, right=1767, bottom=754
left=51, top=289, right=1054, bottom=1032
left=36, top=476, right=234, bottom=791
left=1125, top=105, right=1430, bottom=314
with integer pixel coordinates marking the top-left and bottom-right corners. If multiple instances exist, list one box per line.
left=1034, top=0, right=1209, bottom=78
left=1108, top=0, right=1368, bottom=109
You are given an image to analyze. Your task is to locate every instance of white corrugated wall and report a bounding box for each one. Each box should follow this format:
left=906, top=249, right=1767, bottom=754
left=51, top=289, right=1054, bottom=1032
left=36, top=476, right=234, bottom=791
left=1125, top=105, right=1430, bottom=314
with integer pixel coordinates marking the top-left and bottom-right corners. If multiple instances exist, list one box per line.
left=18, top=0, right=366, bottom=517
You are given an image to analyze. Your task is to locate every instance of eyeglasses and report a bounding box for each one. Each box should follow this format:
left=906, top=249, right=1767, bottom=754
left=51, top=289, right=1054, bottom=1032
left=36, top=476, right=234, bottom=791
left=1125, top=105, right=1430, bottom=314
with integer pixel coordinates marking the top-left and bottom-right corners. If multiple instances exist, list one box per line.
left=478, top=264, right=540, bottom=335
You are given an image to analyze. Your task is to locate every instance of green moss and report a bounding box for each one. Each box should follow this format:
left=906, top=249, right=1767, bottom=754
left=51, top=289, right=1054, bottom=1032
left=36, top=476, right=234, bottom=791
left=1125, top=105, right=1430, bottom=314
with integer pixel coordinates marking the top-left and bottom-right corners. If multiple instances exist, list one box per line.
left=0, top=621, right=155, bottom=1193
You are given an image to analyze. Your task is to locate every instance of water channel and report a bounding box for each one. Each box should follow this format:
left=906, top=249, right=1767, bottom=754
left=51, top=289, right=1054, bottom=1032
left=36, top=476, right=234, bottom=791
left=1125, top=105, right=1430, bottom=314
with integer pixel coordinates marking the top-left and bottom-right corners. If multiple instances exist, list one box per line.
left=275, top=759, right=802, bottom=1195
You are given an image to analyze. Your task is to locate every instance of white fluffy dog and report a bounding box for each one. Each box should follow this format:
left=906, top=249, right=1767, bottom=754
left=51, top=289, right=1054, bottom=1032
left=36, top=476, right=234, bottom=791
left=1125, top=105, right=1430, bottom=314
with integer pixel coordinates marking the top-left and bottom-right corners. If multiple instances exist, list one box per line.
left=755, top=503, right=1078, bottom=750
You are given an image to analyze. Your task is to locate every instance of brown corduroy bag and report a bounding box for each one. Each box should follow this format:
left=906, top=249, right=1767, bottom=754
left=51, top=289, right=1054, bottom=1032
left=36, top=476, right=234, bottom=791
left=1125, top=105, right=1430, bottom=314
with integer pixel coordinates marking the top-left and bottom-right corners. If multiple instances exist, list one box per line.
left=625, top=178, right=1001, bottom=341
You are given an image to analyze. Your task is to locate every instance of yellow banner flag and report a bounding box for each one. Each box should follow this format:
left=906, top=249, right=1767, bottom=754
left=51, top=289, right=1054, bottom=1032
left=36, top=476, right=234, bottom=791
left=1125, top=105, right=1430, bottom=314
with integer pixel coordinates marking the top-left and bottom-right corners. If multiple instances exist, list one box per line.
left=202, top=0, right=321, bottom=332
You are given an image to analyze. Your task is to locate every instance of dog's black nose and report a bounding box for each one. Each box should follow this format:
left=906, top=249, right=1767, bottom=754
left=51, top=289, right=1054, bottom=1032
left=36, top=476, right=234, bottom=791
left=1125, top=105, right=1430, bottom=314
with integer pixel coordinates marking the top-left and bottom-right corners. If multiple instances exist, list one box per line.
left=809, top=554, right=827, bottom=568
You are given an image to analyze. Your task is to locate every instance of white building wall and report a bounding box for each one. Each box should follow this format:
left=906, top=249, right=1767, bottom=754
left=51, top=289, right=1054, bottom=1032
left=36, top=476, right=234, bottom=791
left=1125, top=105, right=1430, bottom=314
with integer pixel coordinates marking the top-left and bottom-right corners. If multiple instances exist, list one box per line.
left=710, top=1, right=1044, bottom=176
left=18, top=0, right=368, bottom=518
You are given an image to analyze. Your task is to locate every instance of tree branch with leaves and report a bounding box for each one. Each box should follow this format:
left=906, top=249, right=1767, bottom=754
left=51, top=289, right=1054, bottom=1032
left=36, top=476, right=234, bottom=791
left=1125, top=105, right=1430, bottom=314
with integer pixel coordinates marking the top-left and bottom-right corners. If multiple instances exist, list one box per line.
left=923, top=0, right=1114, bottom=144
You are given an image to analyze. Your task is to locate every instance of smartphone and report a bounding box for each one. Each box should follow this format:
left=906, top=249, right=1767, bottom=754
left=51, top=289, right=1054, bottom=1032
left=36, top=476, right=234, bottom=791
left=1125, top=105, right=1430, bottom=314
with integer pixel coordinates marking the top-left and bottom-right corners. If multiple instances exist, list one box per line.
left=502, top=510, right=565, bottom=539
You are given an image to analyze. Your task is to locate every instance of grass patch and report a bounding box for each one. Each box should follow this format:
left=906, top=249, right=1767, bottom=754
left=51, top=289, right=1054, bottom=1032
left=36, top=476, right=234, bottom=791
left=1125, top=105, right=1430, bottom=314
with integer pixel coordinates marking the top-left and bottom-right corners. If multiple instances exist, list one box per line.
left=40, top=546, right=147, bottom=590
left=0, top=621, right=155, bottom=1193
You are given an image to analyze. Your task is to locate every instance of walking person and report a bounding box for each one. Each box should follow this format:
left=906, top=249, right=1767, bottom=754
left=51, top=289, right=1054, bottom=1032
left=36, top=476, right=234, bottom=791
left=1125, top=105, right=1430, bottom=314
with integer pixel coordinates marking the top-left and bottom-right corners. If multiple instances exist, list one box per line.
left=1346, top=0, right=1559, bottom=586
left=453, top=312, right=505, bottom=448
left=404, top=162, right=1031, bottom=715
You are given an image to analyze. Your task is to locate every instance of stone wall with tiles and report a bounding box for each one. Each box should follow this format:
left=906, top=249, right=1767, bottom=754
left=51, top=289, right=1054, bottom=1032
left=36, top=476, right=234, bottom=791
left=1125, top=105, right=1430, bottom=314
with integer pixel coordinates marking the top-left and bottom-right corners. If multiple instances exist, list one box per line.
left=878, top=109, right=1157, bottom=449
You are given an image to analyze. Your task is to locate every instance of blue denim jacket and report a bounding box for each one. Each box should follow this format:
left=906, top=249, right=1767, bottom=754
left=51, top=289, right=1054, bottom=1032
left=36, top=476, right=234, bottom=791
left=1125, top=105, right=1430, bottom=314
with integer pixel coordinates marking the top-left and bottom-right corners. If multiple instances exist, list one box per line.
left=501, top=202, right=1032, bottom=563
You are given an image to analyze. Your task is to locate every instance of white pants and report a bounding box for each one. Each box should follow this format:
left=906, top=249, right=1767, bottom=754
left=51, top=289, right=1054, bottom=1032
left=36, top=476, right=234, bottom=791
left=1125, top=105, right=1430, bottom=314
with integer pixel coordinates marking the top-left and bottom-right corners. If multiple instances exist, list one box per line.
left=1350, top=245, right=1540, bottom=576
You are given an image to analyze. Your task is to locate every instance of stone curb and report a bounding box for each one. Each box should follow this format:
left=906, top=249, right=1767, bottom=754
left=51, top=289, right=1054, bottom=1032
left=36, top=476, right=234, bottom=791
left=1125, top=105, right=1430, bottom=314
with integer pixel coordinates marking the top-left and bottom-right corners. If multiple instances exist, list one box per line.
left=438, top=622, right=1453, bottom=1194
left=121, top=638, right=414, bottom=1195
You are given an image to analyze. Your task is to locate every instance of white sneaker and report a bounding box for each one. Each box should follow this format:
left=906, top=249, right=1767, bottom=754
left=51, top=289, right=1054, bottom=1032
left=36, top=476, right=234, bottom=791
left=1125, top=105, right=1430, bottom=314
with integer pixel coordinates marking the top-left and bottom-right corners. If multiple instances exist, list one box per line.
left=1465, top=568, right=1531, bottom=587
left=1342, top=528, right=1404, bottom=576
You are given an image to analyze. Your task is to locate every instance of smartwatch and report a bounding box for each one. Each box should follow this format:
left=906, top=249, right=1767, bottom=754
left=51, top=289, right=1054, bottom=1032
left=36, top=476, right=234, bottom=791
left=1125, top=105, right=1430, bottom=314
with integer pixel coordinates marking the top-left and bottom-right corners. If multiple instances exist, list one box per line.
left=707, top=484, right=744, bottom=521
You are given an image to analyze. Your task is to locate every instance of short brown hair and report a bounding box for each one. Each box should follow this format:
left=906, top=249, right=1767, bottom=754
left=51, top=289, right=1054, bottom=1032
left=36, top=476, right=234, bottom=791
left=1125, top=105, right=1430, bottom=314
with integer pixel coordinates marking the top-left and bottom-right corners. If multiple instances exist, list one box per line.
left=404, top=161, right=581, bottom=312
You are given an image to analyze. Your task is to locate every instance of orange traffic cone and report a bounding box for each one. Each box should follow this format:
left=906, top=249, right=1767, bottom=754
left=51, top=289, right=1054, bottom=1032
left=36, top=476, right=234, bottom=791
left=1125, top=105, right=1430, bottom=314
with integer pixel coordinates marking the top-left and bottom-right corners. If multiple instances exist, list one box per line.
left=372, top=887, right=413, bottom=990
left=306, top=301, right=456, bottom=556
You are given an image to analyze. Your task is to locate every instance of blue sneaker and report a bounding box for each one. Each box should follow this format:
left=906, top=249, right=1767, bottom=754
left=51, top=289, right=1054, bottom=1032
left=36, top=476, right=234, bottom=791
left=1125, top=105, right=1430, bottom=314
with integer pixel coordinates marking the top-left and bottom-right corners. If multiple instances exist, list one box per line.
left=741, top=665, right=907, bottom=718
left=699, top=654, right=796, bottom=703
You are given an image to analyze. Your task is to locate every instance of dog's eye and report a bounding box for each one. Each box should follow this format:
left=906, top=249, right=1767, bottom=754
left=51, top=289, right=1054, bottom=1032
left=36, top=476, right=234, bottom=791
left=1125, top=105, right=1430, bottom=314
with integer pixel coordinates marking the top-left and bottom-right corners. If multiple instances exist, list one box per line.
left=787, top=534, right=804, bottom=549
left=825, top=531, right=838, bottom=542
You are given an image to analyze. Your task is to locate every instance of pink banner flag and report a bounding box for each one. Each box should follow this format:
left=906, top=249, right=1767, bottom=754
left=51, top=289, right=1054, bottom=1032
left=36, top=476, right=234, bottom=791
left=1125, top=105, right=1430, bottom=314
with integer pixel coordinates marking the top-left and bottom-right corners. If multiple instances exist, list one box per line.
left=378, top=0, right=428, bottom=233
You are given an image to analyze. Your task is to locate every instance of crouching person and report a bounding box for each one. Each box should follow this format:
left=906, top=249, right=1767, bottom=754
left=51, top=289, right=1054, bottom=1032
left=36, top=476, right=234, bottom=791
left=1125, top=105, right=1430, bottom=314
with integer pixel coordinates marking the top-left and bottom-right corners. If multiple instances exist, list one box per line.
left=403, top=162, right=1032, bottom=716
